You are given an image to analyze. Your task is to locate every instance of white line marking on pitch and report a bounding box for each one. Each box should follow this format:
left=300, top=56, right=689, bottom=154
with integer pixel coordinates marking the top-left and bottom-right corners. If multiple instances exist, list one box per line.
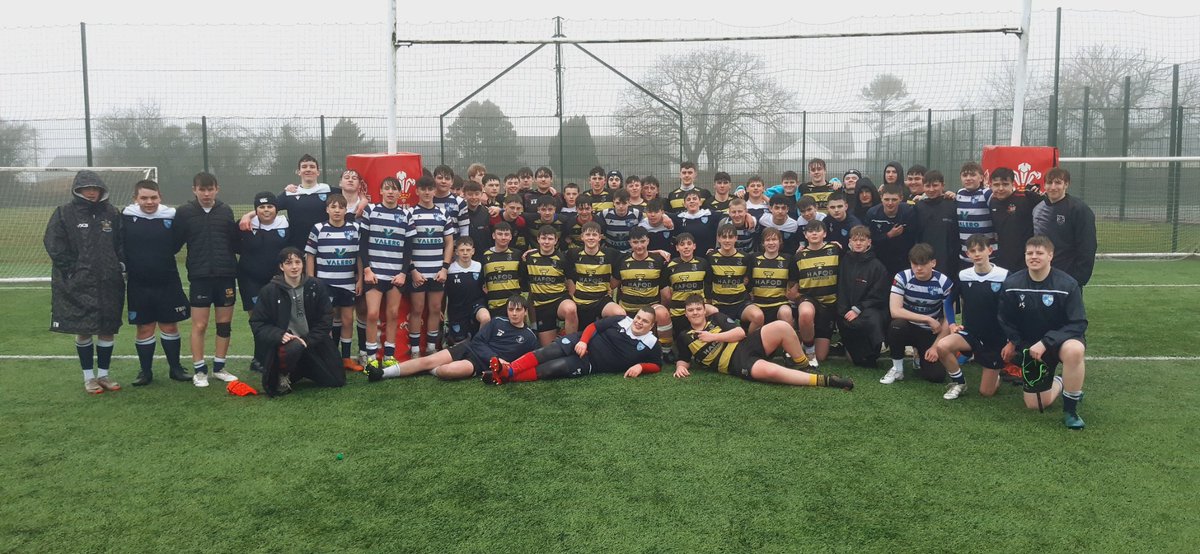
left=1088, top=284, right=1200, bottom=288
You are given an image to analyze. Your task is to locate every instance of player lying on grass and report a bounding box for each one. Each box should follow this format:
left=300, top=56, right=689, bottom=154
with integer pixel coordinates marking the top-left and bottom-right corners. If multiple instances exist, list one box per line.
left=998, top=235, right=1089, bottom=430
left=369, top=295, right=537, bottom=382
left=671, top=295, right=854, bottom=390
left=486, top=307, right=663, bottom=384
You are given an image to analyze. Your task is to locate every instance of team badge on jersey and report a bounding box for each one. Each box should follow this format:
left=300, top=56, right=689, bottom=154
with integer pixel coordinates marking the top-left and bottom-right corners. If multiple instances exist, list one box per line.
left=1042, top=294, right=1054, bottom=306
left=163, top=219, right=172, bottom=229
left=991, top=282, right=1001, bottom=292
left=319, top=193, right=327, bottom=201
left=277, top=229, right=286, bottom=238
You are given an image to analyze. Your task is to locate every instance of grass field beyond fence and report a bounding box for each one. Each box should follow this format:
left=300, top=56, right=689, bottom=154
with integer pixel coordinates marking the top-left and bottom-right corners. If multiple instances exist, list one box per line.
left=2, top=260, right=1198, bottom=552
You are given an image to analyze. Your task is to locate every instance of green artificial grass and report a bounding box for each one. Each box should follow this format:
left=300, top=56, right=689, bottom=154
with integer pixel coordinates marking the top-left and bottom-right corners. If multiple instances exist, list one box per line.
left=2, top=260, right=1199, bottom=552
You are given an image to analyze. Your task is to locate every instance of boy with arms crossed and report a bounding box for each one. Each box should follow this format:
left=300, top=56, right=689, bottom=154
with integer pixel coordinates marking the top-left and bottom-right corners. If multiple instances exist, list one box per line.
left=122, top=180, right=190, bottom=385
left=174, top=172, right=239, bottom=387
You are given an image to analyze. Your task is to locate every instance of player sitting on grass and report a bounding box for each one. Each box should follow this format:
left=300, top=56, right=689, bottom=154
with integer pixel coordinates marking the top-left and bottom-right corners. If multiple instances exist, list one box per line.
left=371, top=295, right=536, bottom=382
left=486, top=307, right=662, bottom=384
left=305, top=194, right=363, bottom=372
left=45, top=170, right=126, bottom=394
left=936, top=234, right=1009, bottom=400
left=360, top=176, right=408, bottom=366
left=881, top=243, right=955, bottom=385
left=672, top=295, right=853, bottom=390
left=405, top=176, right=455, bottom=357
left=444, top=237, right=490, bottom=346
left=835, top=225, right=890, bottom=369
left=249, top=248, right=346, bottom=397
left=998, top=236, right=1089, bottom=429
left=121, top=179, right=191, bottom=385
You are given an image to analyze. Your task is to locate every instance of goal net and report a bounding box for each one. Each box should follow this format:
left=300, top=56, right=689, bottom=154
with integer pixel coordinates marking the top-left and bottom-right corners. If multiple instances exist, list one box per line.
left=0, top=166, right=157, bottom=282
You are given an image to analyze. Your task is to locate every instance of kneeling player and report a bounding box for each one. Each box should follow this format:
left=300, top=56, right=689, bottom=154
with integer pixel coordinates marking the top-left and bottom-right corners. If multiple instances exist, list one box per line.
left=672, top=295, right=853, bottom=390
left=998, top=236, right=1088, bottom=429
left=371, top=295, right=536, bottom=381
left=249, top=248, right=346, bottom=397
left=487, top=307, right=662, bottom=384
left=936, top=234, right=1008, bottom=400
left=836, top=226, right=889, bottom=368
left=882, top=243, right=955, bottom=384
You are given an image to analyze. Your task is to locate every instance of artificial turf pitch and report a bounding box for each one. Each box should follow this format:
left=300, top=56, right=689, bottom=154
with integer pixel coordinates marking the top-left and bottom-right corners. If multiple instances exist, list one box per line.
left=2, top=260, right=1198, bottom=552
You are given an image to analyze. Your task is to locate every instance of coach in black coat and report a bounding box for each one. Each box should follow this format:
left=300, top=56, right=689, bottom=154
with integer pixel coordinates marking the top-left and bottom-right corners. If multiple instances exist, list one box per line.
left=43, top=171, right=125, bottom=335
left=249, top=250, right=345, bottom=396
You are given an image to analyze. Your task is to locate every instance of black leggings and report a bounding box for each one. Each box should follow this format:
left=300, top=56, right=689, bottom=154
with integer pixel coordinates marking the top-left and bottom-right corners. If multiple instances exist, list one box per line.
left=531, top=340, right=591, bottom=380
left=886, top=319, right=946, bottom=383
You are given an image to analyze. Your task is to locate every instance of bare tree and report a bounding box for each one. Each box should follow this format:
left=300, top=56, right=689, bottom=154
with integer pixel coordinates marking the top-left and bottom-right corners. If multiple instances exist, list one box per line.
left=615, top=47, right=795, bottom=171
left=854, top=74, right=922, bottom=158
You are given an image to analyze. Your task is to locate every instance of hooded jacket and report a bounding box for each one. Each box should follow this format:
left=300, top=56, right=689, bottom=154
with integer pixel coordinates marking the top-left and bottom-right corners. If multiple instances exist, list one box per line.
left=248, top=274, right=344, bottom=389
left=850, top=177, right=879, bottom=222
left=881, top=162, right=905, bottom=190
left=837, top=247, right=890, bottom=319
left=43, top=171, right=125, bottom=335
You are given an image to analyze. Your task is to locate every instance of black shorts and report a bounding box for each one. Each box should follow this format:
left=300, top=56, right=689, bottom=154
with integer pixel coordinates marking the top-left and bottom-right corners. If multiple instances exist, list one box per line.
left=190, top=277, right=237, bottom=308
left=237, top=276, right=268, bottom=311
left=447, top=341, right=488, bottom=375
left=328, top=286, right=357, bottom=308
left=576, top=300, right=616, bottom=327
left=1019, top=342, right=1076, bottom=393
left=447, top=302, right=487, bottom=343
left=958, top=330, right=1004, bottom=370
left=716, top=301, right=750, bottom=322
left=370, top=281, right=402, bottom=294
left=758, top=304, right=791, bottom=324
left=407, top=277, right=445, bottom=293
left=798, top=299, right=835, bottom=340
left=534, top=304, right=561, bottom=333
left=726, top=329, right=767, bottom=381
left=671, top=315, right=689, bottom=335
left=128, top=279, right=190, bottom=325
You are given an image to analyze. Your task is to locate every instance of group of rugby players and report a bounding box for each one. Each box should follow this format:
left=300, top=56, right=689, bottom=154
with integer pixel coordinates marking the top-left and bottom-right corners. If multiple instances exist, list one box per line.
left=46, top=154, right=1096, bottom=428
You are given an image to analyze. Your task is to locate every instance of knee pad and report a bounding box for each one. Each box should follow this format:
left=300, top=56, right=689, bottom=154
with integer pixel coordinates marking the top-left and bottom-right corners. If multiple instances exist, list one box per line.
left=215, top=322, right=232, bottom=338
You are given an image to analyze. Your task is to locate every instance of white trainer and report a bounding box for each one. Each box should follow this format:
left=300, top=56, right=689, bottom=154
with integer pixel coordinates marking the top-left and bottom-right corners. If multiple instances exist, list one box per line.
left=808, top=357, right=819, bottom=369
left=943, top=383, right=968, bottom=400
left=193, top=371, right=209, bottom=388
left=879, top=368, right=904, bottom=384
left=212, top=370, right=239, bottom=382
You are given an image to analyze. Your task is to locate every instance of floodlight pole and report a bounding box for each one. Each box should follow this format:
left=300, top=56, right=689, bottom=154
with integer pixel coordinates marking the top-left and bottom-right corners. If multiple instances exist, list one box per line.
left=386, top=0, right=398, bottom=154
left=1010, top=0, right=1032, bottom=146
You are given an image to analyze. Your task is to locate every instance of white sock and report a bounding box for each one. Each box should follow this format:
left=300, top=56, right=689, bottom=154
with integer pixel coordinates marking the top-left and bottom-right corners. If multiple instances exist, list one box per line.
left=97, top=368, right=109, bottom=378
left=83, top=369, right=96, bottom=382
left=891, top=359, right=904, bottom=372
left=382, top=363, right=402, bottom=378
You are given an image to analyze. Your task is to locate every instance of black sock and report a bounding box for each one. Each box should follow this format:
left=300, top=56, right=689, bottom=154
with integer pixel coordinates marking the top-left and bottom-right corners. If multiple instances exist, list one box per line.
left=160, top=332, right=182, bottom=369
left=332, top=323, right=342, bottom=342
left=340, top=338, right=352, bottom=358
left=356, top=321, right=368, bottom=353
left=213, top=358, right=226, bottom=373
left=95, top=339, right=114, bottom=372
left=135, top=336, right=156, bottom=372
left=75, top=338, right=94, bottom=372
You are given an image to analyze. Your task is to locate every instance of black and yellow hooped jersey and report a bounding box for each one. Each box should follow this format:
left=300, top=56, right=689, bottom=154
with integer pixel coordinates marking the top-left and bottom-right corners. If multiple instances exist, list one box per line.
left=581, top=189, right=614, bottom=213
left=566, top=247, right=617, bottom=307
left=666, top=257, right=709, bottom=317
left=801, top=183, right=836, bottom=210
left=482, top=248, right=524, bottom=310
left=525, top=250, right=569, bottom=307
left=615, top=254, right=666, bottom=311
left=676, top=314, right=740, bottom=373
left=707, top=250, right=749, bottom=307
left=792, top=242, right=841, bottom=306
left=709, top=196, right=732, bottom=214
left=748, top=253, right=793, bottom=308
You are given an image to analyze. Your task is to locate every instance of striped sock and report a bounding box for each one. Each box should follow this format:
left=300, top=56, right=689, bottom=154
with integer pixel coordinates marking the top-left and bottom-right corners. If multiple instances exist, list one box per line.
left=75, top=338, right=94, bottom=375
left=135, top=336, right=157, bottom=372
left=213, top=357, right=226, bottom=373
left=160, top=332, right=182, bottom=369
left=949, top=370, right=965, bottom=384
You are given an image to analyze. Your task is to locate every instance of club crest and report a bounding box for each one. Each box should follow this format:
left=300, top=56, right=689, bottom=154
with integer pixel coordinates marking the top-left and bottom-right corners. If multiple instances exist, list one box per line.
left=1042, top=294, right=1055, bottom=307
left=277, top=229, right=286, bottom=238
left=991, top=282, right=1001, bottom=293
left=163, top=219, right=172, bottom=229
left=319, top=193, right=327, bottom=201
